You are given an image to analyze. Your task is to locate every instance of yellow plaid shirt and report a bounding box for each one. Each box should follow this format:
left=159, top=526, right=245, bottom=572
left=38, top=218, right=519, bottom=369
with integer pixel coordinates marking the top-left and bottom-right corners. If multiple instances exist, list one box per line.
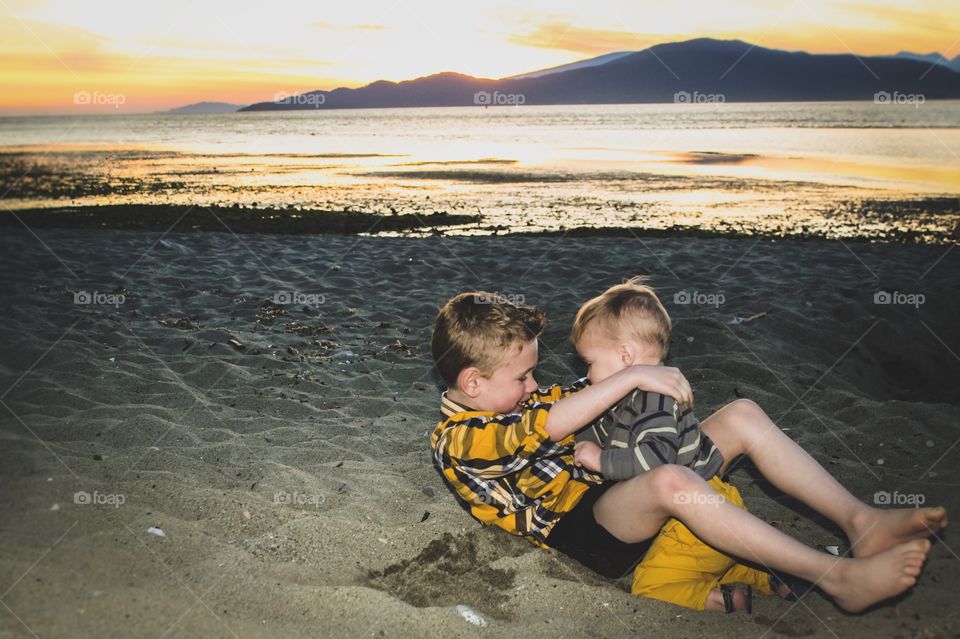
left=431, top=379, right=603, bottom=548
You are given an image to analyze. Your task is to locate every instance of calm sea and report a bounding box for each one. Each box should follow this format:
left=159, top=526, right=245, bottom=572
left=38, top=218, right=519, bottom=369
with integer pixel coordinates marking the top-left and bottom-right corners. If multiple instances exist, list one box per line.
left=2, top=102, right=958, bottom=239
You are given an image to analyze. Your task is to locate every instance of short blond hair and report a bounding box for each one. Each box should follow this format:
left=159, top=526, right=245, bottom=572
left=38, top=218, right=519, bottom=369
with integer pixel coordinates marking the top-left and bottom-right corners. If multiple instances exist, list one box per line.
left=432, top=292, right=546, bottom=388
left=571, top=277, right=672, bottom=361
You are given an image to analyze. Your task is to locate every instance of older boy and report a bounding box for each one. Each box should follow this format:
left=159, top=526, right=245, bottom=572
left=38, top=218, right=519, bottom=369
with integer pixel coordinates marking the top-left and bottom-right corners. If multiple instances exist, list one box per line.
left=430, top=291, right=941, bottom=613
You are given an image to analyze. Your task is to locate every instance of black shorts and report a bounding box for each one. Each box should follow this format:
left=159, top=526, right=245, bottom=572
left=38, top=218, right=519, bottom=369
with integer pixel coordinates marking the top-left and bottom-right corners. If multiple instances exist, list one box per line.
left=545, top=482, right=654, bottom=579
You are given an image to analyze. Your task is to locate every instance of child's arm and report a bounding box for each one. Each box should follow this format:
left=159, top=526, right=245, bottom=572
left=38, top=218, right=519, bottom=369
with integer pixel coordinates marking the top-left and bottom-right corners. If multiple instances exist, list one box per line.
left=528, top=377, right=589, bottom=404
left=544, top=365, right=692, bottom=442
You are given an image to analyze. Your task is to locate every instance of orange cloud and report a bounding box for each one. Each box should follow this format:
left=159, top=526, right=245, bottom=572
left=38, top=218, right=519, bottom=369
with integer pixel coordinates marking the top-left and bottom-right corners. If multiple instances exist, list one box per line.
left=0, top=45, right=357, bottom=114
left=840, top=2, right=959, bottom=39
left=508, top=13, right=960, bottom=59
left=0, top=12, right=360, bottom=114
left=509, top=22, right=672, bottom=55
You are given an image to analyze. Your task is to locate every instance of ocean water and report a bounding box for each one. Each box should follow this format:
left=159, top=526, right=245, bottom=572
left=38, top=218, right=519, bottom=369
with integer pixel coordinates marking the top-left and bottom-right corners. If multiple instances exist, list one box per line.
left=1, top=102, right=959, bottom=240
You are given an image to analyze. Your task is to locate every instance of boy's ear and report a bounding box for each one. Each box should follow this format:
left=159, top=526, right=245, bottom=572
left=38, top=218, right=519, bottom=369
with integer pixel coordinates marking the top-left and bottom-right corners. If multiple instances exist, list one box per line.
left=456, top=366, right=484, bottom=399
left=618, top=342, right=635, bottom=366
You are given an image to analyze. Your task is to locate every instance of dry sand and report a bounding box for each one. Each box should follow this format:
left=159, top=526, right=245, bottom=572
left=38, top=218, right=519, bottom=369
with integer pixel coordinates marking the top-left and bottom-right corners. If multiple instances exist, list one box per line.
left=0, top=229, right=957, bottom=638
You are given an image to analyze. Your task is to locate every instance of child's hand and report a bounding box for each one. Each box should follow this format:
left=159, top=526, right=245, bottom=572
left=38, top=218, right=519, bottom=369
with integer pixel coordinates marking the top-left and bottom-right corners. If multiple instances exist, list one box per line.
left=632, top=365, right=694, bottom=407
left=573, top=441, right=603, bottom=473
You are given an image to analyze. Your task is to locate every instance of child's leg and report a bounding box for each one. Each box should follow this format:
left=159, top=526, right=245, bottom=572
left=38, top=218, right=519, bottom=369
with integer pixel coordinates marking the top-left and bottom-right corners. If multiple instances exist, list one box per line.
left=700, top=399, right=947, bottom=557
left=706, top=475, right=773, bottom=595
left=638, top=479, right=773, bottom=600
left=593, top=464, right=931, bottom=613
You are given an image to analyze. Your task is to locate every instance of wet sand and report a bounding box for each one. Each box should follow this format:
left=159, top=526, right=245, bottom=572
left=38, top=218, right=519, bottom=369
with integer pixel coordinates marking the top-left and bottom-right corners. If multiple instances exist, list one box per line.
left=2, top=147, right=958, bottom=242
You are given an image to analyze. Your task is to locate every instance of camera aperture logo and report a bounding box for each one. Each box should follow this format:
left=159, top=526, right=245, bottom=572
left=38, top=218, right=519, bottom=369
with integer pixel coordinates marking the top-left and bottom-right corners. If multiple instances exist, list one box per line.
left=274, top=291, right=325, bottom=307
left=74, top=290, right=125, bottom=307
left=74, top=490, right=126, bottom=508
left=474, top=90, right=526, bottom=106
left=873, top=290, right=925, bottom=308
left=674, top=289, right=725, bottom=308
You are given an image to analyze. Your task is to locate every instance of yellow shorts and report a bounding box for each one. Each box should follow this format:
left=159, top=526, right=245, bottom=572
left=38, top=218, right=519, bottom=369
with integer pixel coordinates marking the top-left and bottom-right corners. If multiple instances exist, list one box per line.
left=631, top=475, right=772, bottom=610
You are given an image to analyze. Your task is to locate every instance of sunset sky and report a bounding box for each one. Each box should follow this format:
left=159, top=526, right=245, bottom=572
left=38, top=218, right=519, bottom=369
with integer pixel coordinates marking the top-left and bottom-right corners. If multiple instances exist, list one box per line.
left=2, top=0, right=958, bottom=114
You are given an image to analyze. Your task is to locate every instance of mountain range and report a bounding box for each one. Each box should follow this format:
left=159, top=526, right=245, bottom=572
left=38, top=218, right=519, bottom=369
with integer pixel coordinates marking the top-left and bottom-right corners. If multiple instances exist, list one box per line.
left=889, top=51, right=960, bottom=73
left=164, top=101, right=245, bottom=114
left=177, top=38, right=960, bottom=112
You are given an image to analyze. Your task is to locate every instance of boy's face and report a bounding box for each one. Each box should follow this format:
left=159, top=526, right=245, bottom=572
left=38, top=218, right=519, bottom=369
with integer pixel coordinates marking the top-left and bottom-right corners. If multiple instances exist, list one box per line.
left=576, top=325, right=629, bottom=385
left=474, top=338, right=540, bottom=414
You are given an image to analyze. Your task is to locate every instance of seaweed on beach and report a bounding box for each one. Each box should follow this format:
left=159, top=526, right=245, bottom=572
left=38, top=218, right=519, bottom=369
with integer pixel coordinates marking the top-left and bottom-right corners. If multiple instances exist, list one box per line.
left=359, top=169, right=587, bottom=183
left=0, top=204, right=481, bottom=235
left=0, top=154, right=186, bottom=200
left=825, top=196, right=960, bottom=242
left=837, top=196, right=960, bottom=217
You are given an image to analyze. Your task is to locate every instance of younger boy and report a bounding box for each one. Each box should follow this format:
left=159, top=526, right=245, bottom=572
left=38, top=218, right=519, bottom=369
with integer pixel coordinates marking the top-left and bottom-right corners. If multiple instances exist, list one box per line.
left=570, top=278, right=791, bottom=611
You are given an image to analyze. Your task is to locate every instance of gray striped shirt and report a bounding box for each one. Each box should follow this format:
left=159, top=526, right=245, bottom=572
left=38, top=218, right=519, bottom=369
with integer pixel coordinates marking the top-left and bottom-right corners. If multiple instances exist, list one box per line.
left=576, top=389, right=724, bottom=481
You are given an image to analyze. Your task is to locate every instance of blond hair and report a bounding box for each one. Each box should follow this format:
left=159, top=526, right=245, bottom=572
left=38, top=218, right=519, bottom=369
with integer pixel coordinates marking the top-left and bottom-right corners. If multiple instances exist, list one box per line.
left=432, top=292, right=545, bottom=388
left=571, top=277, right=672, bottom=361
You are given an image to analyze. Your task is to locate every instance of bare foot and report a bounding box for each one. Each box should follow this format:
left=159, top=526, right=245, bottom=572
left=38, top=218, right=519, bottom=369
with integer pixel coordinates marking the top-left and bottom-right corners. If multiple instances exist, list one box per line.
left=704, top=589, right=726, bottom=612
left=850, top=506, right=947, bottom=558
left=824, top=539, right=930, bottom=613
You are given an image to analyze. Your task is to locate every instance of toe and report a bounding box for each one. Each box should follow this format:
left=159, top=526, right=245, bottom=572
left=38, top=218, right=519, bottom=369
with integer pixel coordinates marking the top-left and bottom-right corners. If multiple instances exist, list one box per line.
left=902, top=540, right=924, bottom=553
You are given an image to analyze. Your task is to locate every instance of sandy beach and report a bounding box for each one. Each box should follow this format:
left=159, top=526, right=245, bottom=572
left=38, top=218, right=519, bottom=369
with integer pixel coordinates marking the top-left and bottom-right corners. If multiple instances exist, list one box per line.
left=0, top=225, right=957, bottom=638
